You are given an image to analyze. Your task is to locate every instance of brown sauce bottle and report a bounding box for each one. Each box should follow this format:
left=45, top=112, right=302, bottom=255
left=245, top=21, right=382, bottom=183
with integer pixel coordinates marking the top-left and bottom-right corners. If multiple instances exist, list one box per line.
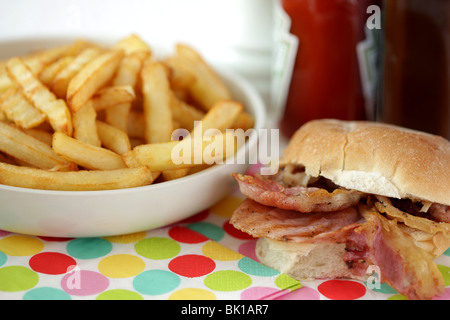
left=380, top=0, right=450, bottom=139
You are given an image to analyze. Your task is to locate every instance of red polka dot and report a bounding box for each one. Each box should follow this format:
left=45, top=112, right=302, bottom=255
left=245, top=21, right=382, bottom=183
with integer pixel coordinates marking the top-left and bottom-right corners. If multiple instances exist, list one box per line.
left=29, top=252, right=77, bottom=275
left=0, top=230, right=10, bottom=237
left=223, top=220, right=256, bottom=240
left=318, top=280, right=366, bottom=300
left=168, top=226, right=209, bottom=244
left=169, top=254, right=215, bottom=277
left=38, top=236, right=74, bottom=242
left=179, top=209, right=209, bottom=224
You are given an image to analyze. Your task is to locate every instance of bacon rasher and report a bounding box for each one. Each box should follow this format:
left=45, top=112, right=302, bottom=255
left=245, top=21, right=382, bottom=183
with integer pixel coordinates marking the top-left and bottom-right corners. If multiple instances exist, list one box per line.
left=230, top=172, right=446, bottom=300
left=232, top=173, right=363, bottom=213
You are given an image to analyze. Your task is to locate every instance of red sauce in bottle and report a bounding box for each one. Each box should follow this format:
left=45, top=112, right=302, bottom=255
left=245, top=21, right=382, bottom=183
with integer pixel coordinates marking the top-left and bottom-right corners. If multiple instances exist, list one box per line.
left=279, top=0, right=380, bottom=137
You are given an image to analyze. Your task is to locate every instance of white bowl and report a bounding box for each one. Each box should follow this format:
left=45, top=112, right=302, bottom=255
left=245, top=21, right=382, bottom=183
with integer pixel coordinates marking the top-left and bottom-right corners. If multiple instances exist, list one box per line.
left=0, top=39, right=266, bottom=237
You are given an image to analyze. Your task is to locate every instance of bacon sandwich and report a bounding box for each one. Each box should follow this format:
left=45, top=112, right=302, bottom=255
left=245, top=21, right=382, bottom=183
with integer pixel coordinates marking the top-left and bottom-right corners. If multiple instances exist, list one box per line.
left=230, top=119, right=450, bottom=300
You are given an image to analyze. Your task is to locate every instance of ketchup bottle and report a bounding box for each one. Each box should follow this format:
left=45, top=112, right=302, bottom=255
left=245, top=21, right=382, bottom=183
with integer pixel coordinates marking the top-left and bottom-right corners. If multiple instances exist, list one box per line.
left=273, top=0, right=382, bottom=137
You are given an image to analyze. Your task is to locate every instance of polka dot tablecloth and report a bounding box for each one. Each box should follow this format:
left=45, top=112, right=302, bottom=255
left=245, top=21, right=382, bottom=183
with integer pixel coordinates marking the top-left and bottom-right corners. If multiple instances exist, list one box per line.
left=0, top=188, right=301, bottom=300
left=1, top=189, right=450, bottom=300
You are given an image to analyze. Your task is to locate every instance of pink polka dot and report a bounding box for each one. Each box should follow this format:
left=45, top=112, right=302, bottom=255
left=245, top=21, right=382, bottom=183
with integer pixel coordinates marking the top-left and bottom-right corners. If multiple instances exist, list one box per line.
left=276, top=286, right=321, bottom=300
left=61, top=270, right=109, bottom=296
left=433, top=287, right=450, bottom=300
left=241, top=287, right=280, bottom=300
left=245, top=163, right=263, bottom=176
left=238, top=240, right=259, bottom=262
left=318, top=280, right=366, bottom=300
left=169, top=255, right=215, bottom=278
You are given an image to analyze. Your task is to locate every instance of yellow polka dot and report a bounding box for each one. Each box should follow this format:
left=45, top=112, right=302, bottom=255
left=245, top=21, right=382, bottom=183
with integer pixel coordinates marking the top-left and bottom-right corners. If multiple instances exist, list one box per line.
left=169, top=288, right=216, bottom=300
left=210, top=196, right=243, bottom=218
left=103, top=231, right=147, bottom=243
left=98, top=254, right=145, bottom=278
left=0, top=235, right=44, bottom=256
left=202, top=241, right=243, bottom=261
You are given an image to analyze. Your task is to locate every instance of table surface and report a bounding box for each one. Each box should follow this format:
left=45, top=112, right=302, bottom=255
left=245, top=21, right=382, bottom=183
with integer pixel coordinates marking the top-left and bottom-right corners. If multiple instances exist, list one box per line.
left=1, top=185, right=450, bottom=300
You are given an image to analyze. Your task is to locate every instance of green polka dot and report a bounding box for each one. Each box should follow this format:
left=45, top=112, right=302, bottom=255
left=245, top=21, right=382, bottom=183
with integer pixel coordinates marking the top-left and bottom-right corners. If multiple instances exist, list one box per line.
left=238, top=257, right=279, bottom=277
left=23, top=287, right=71, bottom=300
left=274, top=274, right=302, bottom=291
left=133, top=270, right=180, bottom=295
left=0, top=266, right=39, bottom=292
left=187, top=222, right=224, bottom=242
left=204, top=270, right=252, bottom=291
left=66, top=238, right=112, bottom=259
left=438, top=264, right=450, bottom=286
left=387, top=294, right=407, bottom=300
left=0, top=251, right=6, bottom=267
left=135, top=237, right=180, bottom=260
left=96, top=289, right=144, bottom=300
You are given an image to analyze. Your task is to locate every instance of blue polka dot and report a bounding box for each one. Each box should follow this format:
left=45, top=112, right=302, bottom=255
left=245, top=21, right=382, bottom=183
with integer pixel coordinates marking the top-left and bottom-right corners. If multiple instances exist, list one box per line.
left=0, top=251, right=6, bottom=267
left=444, top=247, right=450, bottom=256
left=368, top=282, right=398, bottom=294
left=66, top=238, right=112, bottom=259
left=133, top=270, right=180, bottom=295
left=187, top=222, right=224, bottom=242
left=238, top=257, right=279, bottom=277
left=23, top=287, right=72, bottom=300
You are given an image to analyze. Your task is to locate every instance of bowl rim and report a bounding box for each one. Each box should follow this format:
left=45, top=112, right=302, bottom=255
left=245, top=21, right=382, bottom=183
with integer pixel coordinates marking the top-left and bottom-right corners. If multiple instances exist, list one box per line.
left=0, top=45, right=267, bottom=196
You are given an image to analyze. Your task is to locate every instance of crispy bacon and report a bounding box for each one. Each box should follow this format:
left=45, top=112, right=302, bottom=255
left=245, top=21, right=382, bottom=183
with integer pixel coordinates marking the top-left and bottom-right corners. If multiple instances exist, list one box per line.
left=355, top=207, right=445, bottom=300
left=230, top=197, right=445, bottom=299
left=230, top=170, right=449, bottom=299
left=229, top=198, right=361, bottom=242
left=232, top=173, right=364, bottom=213
left=429, top=203, right=450, bottom=223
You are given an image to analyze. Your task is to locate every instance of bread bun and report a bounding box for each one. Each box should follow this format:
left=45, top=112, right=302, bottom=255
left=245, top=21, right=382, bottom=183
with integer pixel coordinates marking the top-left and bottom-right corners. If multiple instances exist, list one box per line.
left=256, top=237, right=367, bottom=281
left=281, top=119, right=450, bottom=206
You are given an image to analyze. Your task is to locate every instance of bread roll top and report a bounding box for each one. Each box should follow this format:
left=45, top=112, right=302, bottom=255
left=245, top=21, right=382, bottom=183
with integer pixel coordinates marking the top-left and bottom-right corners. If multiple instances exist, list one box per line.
left=281, top=119, right=450, bottom=206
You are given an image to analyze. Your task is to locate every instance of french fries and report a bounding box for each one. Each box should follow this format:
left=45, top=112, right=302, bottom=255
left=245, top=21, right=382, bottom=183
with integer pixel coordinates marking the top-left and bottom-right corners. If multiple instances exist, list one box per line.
left=0, top=162, right=153, bottom=191
left=141, top=60, right=173, bottom=144
left=0, top=121, right=75, bottom=171
left=170, top=95, right=205, bottom=131
left=91, top=85, right=135, bottom=112
left=0, top=35, right=254, bottom=191
left=40, top=56, right=75, bottom=86
left=105, top=50, right=149, bottom=131
left=50, top=47, right=103, bottom=98
left=192, top=100, right=243, bottom=134
left=171, top=44, right=232, bottom=111
left=53, top=132, right=126, bottom=170
left=72, top=102, right=101, bottom=147
left=0, top=87, right=46, bottom=129
left=122, top=131, right=241, bottom=172
left=67, top=49, right=124, bottom=113
left=114, top=34, right=152, bottom=55
left=96, top=120, right=131, bottom=155
left=6, top=57, right=73, bottom=135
